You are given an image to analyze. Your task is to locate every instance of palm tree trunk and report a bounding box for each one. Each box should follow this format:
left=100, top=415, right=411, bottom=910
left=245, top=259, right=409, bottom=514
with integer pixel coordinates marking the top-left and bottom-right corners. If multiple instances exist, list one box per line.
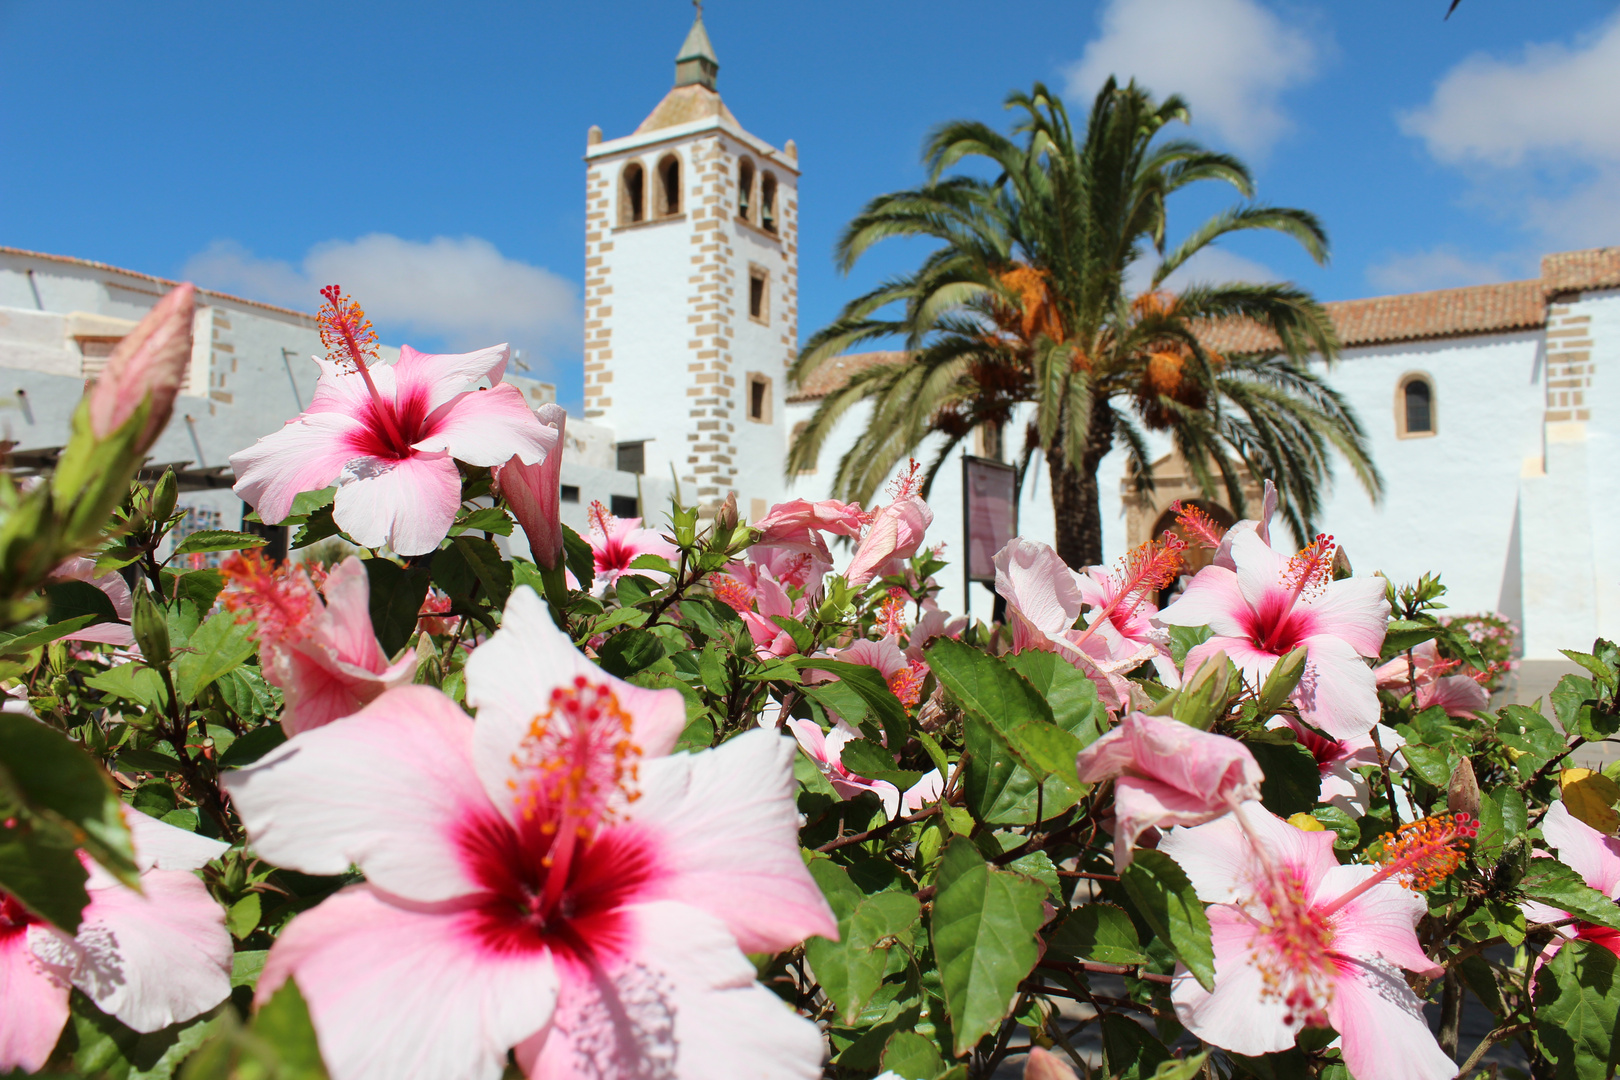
left=1048, top=399, right=1116, bottom=569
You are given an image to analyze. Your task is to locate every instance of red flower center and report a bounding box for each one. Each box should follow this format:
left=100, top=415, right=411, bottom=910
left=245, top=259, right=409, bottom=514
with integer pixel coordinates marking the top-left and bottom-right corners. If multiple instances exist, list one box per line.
left=0, top=891, right=36, bottom=938
left=346, top=384, right=435, bottom=462
left=1241, top=590, right=1315, bottom=657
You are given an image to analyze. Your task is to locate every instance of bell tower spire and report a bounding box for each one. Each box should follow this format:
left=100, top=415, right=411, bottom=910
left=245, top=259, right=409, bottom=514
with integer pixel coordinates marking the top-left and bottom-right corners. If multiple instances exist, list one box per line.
left=674, top=3, right=719, bottom=90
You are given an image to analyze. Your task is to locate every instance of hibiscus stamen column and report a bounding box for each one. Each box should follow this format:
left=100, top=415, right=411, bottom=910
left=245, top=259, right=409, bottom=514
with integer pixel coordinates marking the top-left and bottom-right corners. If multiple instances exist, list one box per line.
left=1317, top=813, right=1477, bottom=918
left=1069, top=533, right=1186, bottom=649
left=317, top=285, right=411, bottom=457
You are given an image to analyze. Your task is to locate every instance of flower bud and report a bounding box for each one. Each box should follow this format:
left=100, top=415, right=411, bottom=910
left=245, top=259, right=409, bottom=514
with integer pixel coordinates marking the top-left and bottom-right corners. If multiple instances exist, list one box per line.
left=131, top=583, right=170, bottom=666
left=716, top=490, right=739, bottom=532
left=1024, top=1047, right=1081, bottom=1080
left=88, top=284, right=195, bottom=452
left=1257, top=645, right=1310, bottom=715
left=493, top=403, right=566, bottom=570
left=1173, top=649, right=1231, bottom=730
left=1448, top=756, right=1481, bottom=820
left=151, top=468, right=178, bottom=525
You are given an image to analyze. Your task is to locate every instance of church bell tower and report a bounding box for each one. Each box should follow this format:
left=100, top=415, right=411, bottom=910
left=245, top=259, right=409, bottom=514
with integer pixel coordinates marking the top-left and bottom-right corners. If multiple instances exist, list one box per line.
left=582, top=10, right=799, bottom=515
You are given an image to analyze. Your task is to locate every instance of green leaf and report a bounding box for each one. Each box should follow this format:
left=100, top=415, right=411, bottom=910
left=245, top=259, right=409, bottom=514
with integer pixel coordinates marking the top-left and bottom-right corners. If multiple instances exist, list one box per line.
left=930, top=836, right=1047, bottom=1056
left=1004, top=648, right=1106, bottom=747
left=45, top=578, right=120, bottom=625
left=231, top=949, right=269, bottom=989
left=628, top=553, right=675, bottom=574
left=1522, top=860, right=1620, bottom=932
left=1400, top=743, right=1452, bottom=788
left=0, top=613, right=97, bottom=655
left=214, top=665, right=279, bottom=725
left=1382, top=619, right=1439, bottom=655
left=246, top=979, right=329, bottom=1079
left=228, top=892, right=261, bottom=939
left=1247, top=740, right=1320, bottom=818
left=116, top=747, right=185, bottom=774
left=839, top=737, right=924, bottom=790
left=66, top=991, right=228, bottom=1080
left=563, top=524, right=596, bottom=593
left=0, top=825, right=89, bottom=932
left=1535, top=941, right=1620, bottom=1079
left=806, top=889, right=921, bottom=1023
left=1310, top=805, right=1362, bottom=851
left=927, top=637, right=1053, bottom=731
left=173, top=610, right=256, bottom=703
left=171, top=530, right=269, bottom=557
left=1101, top=1012, right=1172, bottom=1080
left=364, top=559, right=432, bottom=657
left=290, top=503, right=342, bottom=548
left=880, top=1030, right=945, bottom=1080
left=170, top=568, right=225, bottom=614
left=1166, top=624, right=1213, bottom=666
left=1048, top=902, right=1147, bottom=964
left=455, top=505, right=513, bottom=536
left=792, top=657, right=910, bottom=750
left=595, top=628, right=666, bottom=679
left=0, top=712, right=137, bottom=923
left=1120, top=849, right=1216, bottom=991
left=432, top=536, right=513, bottom=611
left=86, top=663, right=169, bottom=710
left=289, top=486, right=337, bottom=516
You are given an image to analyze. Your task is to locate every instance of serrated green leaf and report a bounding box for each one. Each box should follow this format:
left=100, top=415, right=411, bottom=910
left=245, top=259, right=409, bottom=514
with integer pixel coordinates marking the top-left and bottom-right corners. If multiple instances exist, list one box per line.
left=1247, top=739, right=1320, bottom=818
left=1120, top=849, right=1215, bottom=991
left=67, top=991, right=228, bottom=1080
left=1048, top=902, right=1146, bottom=964
left=595, top=628, right=666, bottom=678
left=792, top=657, right=910, bottom=750
left=363, top=559, right=431, bottom=657
left=455, top=506, right=513, bottom=536
left=228, top=892, right=261, bottom=939
left=1310, top=804, right=1361, bottom=851
left=0, top=613, right=98, bottom=655
left=880, top=1030, right=945, bottom=1080
left=1400, top=743, right=1453, bottom=788
left=839, top=736, right=924, bottom=790
left=171, top=530, right=268, bottom=558
left=1522, top=860, right=1620, bottom=932
left=1535, top=941, right=1620, bottom=1079
left=86, top=663, right=168, bottom=710
left=1101, top=1012, right=1172, bottom=1080
left=46, top=578, right=120, bottom=626
left=806, top=889, right=922, bottom=1023
left=1382, top=619, right=1439, bottom=656
left=173, top=610, right=255, bottom=703
left=930, top=837, right=1047, bottom=1055
left=1004, top=648, right=1106, bottom=748
left=563, top=524, right=595, bottom=593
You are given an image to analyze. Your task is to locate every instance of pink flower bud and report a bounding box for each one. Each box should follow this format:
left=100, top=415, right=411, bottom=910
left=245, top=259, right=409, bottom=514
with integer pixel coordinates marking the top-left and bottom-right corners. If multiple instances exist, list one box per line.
left=494, top=403, right=566, bottom=570
left=88, top=283, right=195, bottom=451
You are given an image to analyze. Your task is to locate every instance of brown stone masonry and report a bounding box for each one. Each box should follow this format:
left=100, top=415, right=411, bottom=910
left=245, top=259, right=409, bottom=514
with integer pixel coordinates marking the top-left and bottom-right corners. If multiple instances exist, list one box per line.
left=1544, top=305, right=1594, bottom=424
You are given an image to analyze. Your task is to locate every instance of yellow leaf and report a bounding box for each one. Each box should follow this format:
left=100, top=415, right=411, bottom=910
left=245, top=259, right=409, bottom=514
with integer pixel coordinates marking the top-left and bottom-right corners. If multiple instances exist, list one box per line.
left=1560, top=768, right=1620, bottom=835
left=1288, top=813, right=1326, bottom=832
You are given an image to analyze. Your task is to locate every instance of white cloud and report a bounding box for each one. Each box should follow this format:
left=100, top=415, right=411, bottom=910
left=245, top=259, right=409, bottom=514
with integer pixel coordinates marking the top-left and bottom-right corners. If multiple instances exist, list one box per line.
left=1364, top=247, right=1518, bottom=294
left=1398, top=12, right=1620, bottom=252
left=1399, top=13, right=1620, bottom=168
left=1066, top=0, right=1320, bottom=156
left=183, top=235, right=580, bottom=375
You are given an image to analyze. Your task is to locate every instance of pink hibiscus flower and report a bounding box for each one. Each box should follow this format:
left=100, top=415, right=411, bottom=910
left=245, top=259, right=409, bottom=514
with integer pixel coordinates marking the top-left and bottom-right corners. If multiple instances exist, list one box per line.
left=738, top=567, right=810, bottom=658
left=1373, top=640, right=1490, bottom=718
left=48, top=555, right=134, bottom=647
left=0, top=807, right=231, bottom=1073
left=586, top=500, right=678, bottom=596
left=830, top=635, right=929, bottom=709
left=993, top=537, right=1172, bottom=712
left=222, top=553, right=417, bottom=736
left=224, top=587, right=833, bottom=1080
left=1158, top=530, right=1389, bottom=740
left=904, top=601, right=966, bottom=664
left=1075, top=712, right=1263, bottom=864
left=1522, top=801, right=1620, bottom=962
left=786, top=716, right=940, bottom=820
left=1266, top=715, right=1407, bottom=816
left=231, top=287, right=555, bottom=557
left=846, top=464, right=934, bottom=588
left=1159, top=806, right=1465, bottom=1080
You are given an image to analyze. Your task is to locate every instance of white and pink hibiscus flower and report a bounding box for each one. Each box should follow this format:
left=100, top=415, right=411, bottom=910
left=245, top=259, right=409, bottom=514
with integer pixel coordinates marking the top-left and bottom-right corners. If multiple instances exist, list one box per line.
left=224, top=586, right=834, bottom=1080
left=786, top=716, right=941, bottom=820
left=749, top=498, right=865, bottom=592
left=832, top=635, right=929, bottom=710
left=728, top=566, right=810, bottom=659
left=1373, top=640, right=1491, bottom=718
left=493, top=402, right=568, bottom=571
left=1159, top=806, right=1465, bottom=1080
left=1265, top=715, right=1408, bottom=817
left=1, top=807, right=231, bottom=1074
left=904, top=600, right=966, bottom=665
left=1522, top=801, right=1620, bottom=962
left=1158, top=530, right=1389, bottom=740
left=585, top=500, right=678, bottom=596
left=48, top=555, right=134, bottom=647
left=231, top=286, right=555, bottom=557
left=221, top=552, right=417, bottom=736
left=845, top=463, right=934, bottom=588
left=992, top=537, right=1175, bottom=712
left=1075, top=712, right=1263, bottom=865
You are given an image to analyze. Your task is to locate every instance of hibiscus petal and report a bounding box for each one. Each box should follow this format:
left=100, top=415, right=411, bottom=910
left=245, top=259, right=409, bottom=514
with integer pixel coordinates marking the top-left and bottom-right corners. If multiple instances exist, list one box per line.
left=1229, top=529, right=1293, bottom=612
left=466, top=588, right=688, bottom=825
left=223, top=686, right=492, bottom=903
left=0, top=929, right=70, bottom=1073
left=415, top=384, right=556, bottom=468
left=992, top=538, right=1085, bottom=636
left=1319, top=865, right=1440, bottom=976
left=1156, top=565, right=1249, bottom=639
left=312, top=557, right=388, bottom=673
left=1327, top=957, right=1458, bottom=1080
left=122, top=805, right=228, bottom=873
left=40, top=869, right=231, bottom=1033
left=1304, top=575, right=1390, bottom=659
left=626, top=729, right=839, bottom=953
left=1171, top=906, right=1298, bottom=1056
left=516, top=900, right=824, bottom=1080
left=231, top=411, right=365, bottom=525
left=261, top=885, right=557, bottom=1080
left=1296, top=634, right=1381, bottom=740
left=1542, top=801, right=1620, bottom=898
left=332, top=452, right=462, bottom=556
left=391, top=343, right=510, bottom=414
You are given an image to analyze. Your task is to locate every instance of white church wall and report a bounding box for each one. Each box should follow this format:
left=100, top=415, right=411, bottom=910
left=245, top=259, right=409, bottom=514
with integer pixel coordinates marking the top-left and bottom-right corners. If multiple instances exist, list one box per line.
left=1563, top=287, right=1620, bottom=652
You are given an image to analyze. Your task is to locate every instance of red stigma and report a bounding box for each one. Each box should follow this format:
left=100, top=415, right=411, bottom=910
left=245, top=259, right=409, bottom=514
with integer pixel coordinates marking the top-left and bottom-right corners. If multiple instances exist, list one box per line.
left=588, top=500, right=613, bottom=536
left=877, top=590, right=908, bottom=637
left=1283, top=534, right=1336, bottom=598
left=887, top=659, right=928, bottom=708
left=1171, top=500, right=1227, bottom=549
left=317, top=286, right=379, bottom=375
left=887, top=458, right=922, bottom=501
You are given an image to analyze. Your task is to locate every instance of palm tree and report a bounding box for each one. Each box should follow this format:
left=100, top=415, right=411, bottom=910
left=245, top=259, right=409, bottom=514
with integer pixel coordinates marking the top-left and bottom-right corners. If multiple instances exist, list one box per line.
left=787, top=79, right=1380, bottom=567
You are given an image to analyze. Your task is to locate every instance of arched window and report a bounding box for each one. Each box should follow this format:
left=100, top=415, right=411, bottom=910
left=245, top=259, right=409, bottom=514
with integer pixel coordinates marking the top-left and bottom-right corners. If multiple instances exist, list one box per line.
left=738, top=157, right=755, bottom=221
left=760, top=172, right=778, bottom=233
left=656, top=154, right=681, bottom=217
left=1397, top=374, right=1436, bottom=437
left=620, top=162, right=645, bottom=225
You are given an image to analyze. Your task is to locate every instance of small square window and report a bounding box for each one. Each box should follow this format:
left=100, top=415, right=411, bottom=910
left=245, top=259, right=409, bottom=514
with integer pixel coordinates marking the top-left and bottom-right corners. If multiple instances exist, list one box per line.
left=610, top=495, right=639, bottom=519
left=616, top=441, right=645, bottom=474
left=748, top=266, right=768, bottom=324
left=560, top=484, right=580, bottom=503
left=746, top=373, right=772, bottom=424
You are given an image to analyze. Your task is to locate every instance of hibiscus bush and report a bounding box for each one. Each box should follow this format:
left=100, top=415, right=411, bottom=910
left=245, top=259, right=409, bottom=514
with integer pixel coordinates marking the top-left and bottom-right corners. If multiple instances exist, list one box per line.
left=6, top=286, right=1620, bottom=1080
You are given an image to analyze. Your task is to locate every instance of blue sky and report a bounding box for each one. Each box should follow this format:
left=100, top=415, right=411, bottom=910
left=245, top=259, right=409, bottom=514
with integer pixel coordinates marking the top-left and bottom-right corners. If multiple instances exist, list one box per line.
left=4, top=0, right=1619, bottom=410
